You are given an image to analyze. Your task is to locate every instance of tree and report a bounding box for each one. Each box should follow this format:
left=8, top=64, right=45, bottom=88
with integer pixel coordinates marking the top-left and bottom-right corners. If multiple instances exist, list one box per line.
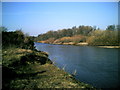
left=2, top=27, right=35, bottom=49
left=93, top=26, right=97, bottom=31
left=116, top=25, right=120, bottom=31
left=106, top=25, right=116, bottom=31
left=0, top=26, right=8, bottom=32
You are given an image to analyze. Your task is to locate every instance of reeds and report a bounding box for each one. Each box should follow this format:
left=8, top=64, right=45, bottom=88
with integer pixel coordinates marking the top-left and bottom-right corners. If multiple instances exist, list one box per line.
left=72, top=69, right=77, bottom=76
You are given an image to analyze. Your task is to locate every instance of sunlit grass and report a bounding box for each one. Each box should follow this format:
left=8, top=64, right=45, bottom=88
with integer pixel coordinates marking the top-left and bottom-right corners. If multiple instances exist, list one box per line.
left=3, top=47, right=95, bottom=89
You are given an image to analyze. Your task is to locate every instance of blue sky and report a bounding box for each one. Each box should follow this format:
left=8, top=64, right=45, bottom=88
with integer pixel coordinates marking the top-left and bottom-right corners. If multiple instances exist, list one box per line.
left=2, top=2, right=118, bottom=36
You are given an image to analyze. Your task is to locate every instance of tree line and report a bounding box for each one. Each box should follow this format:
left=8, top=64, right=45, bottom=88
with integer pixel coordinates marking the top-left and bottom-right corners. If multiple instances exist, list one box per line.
left=35, top=25, right=120, bottom=46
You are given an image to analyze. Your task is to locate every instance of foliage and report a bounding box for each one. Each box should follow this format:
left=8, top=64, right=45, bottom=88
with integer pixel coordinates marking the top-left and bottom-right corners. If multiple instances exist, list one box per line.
left=2, top=27, right=35, bottom=50
left=42, top=38, right=55, bottom=44
left=35, top=25, right=119, bottom=46
left=87, top=30, right=119, bottom=46
left=53, top=35, right=86, bottom=44
left=35, top=25, right=95, bottom=42
left=2, top=48, right=94, bottom=89
left=0, top=26, right=8, bottom=32
left=2, top=48, right=52, bottom=89
left=106, top=25, right=116, bottom=31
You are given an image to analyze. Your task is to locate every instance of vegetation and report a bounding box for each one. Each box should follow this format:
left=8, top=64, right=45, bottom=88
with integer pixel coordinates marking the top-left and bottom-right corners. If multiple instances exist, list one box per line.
left=87, top=30, right=119, bottom=46
left=1, top=27, right=35, bottom=49
left=2, top=48, right=95, bottom=89
left=2, top=27, right=95, bottom=89
left=35, top=25, right=120, bottom=46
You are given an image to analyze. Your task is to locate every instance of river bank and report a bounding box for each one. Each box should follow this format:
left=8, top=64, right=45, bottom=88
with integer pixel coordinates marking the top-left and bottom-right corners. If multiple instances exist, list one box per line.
left=97, top=46, right=120, bottom=48
left=2, top=47, right=95, bottom=89
left=37, top=41, right=120, bottom=48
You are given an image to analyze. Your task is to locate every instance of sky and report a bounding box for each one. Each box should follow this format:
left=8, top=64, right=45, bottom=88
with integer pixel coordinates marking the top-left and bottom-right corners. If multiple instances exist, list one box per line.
left=2, top=0, right=119, bottom=2
left=2, top=2, right=118, bottom=36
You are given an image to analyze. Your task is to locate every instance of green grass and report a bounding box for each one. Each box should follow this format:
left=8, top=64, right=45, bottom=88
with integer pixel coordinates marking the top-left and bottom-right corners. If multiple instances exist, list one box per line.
left=2, top=47, right=95, bottom=89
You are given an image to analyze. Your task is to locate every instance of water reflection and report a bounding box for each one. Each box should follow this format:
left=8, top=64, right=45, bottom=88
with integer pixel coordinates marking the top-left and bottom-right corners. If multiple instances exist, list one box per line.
left=35, top=42, right=119, bottom=88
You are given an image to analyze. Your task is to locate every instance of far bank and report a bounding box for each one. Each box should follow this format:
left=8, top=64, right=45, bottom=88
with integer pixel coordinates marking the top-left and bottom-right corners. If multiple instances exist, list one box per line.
left=37, top=41, right=120, bottom=48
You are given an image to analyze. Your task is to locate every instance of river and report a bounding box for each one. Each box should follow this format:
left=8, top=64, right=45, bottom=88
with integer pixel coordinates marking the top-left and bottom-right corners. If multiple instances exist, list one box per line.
left=35, top=42, right=119, bottom=88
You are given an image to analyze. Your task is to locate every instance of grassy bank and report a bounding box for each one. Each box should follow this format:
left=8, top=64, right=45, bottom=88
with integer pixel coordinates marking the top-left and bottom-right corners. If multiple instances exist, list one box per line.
left=35, top=26, right=120, bottom=47
left=97, top=46, right=120, bottom=48
left=2, top=47, right=95, bottom=89
left=37, top=41, right=120, bottom=49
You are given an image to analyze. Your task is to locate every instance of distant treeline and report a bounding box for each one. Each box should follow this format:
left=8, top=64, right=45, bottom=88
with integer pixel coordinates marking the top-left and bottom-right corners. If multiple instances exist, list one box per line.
left=35, top=25, right=120, bottom=46
left=1, top=27, right=35, bottom=49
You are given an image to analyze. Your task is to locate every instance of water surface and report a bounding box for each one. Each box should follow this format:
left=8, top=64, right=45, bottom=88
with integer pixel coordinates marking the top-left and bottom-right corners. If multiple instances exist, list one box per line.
left=35, top=42, right=119, bottom=88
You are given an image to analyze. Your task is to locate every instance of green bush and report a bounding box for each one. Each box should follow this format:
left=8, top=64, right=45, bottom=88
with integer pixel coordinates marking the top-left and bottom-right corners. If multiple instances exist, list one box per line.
left=2, top=28, right=35, bottom=50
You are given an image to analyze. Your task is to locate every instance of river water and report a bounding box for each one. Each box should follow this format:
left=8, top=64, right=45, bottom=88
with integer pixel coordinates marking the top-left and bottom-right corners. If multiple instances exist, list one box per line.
left=35, top=42, right=119, bottom=88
